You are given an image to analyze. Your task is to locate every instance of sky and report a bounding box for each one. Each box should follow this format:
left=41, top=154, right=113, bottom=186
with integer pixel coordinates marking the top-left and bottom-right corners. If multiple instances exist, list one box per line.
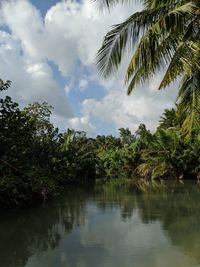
left=0, top=0, right=178, bottom=136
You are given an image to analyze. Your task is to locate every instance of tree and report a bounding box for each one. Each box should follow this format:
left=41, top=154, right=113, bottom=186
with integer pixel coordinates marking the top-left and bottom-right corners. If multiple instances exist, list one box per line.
left=119, top=127, right=135, bottom=145
left=158, top=108, right=181, bottom=130
left=96, top=0, right=200, bottom=109
left=23, top=102, right=54, bottom=136
left=0, top=96, right=35, bottom=172
left=136, top=108, right=200, bottom=180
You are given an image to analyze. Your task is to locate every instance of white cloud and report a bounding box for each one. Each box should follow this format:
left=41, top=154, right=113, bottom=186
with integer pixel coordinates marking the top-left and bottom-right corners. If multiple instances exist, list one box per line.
left=64, top=84, right=71, bottom=95
left=0, top=30, right=72, bottom=118
left=43, top=0, right=140, bottom=75
left=0, top=1, right=74, bottom=120
left=79, top=78, right=89, bottom=91
left=0, top=0, right=178, bottom=134
left=1, top=0, right=138, bottom=75
left=1, top=0, right=44, bottom=60
left=68, top=115, right=96, bottom=134
left=82, top=78, right=177, bottom=133
left=80, top=57, right=178, bottom=133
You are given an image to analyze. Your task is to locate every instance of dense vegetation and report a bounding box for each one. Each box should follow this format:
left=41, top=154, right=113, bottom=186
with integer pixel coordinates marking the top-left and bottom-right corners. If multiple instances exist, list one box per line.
left=0, top=0, right=199, bottom=207
left=0, top=80, right=200, bottom=207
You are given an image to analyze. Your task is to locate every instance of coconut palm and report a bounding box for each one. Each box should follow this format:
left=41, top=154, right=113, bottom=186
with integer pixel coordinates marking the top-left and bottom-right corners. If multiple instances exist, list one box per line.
left=96, top=0, right=200, bottom=109
left=137, top=128, right=187, bottom=179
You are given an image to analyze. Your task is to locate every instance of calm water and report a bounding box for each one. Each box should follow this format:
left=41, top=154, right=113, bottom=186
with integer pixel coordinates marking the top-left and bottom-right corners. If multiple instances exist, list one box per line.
left=1, top=185, right=200, bottom=267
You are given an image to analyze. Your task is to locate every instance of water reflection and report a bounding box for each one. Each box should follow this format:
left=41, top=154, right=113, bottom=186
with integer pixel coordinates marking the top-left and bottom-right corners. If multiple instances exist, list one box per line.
left=0, top=186, right=200, bottom=267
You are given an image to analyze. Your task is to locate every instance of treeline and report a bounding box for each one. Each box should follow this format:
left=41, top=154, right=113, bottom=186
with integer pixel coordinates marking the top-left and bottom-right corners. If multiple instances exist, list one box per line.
left=0, top=81, right=200, bottom=206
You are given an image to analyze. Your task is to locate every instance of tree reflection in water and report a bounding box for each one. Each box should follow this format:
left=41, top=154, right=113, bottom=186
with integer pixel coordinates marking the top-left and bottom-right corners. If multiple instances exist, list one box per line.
left=0, top=184, right=200, bottom=267
left=0, top=189, right=88, bottom=267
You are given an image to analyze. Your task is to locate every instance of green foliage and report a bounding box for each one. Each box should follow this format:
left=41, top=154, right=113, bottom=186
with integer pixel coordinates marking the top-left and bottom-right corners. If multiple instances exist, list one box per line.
left=95, top=0, right=200, bottom=137
left=1, top=0, right=200, bottom=208
left=95, top=0, right=200, bottom=184
left=0, top=86, right=98, bottom=206
left=1, top=83, right=200, bottom=207
left=24, top=102, right=54, bottom=136
left=96, top=0, right=200, bottom=91
left=119, top=127, right=135, bottom=145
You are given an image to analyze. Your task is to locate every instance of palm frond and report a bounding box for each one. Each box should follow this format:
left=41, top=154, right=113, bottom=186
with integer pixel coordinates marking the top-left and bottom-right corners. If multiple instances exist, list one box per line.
left=96, top=7, right=171, bottom=77
left=151, top=162, right=169, bottom=179
left=178, top=71, right=200, bottom=110
left=95, top=0, right=200, bottom=116
left=136, top=162, right=151, bottom=177
left=144, top=0, right=194, bottom=9
left=125, top=2, right=196, bottom=93
left=180, top=42, right=200, bottom=70
left=177, top=70, right=200, bottom=136
left=158, top=42, right=187, bottom=89
left=126, top=34, right=179, bottom=94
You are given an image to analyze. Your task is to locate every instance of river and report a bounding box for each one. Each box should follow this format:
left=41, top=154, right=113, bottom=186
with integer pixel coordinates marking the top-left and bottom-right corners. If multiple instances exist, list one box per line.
left=0, top=184, right=200, bottom=267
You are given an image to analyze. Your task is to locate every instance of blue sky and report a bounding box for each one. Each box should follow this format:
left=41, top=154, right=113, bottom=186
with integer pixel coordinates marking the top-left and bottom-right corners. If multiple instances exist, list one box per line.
left=0, top=0, right=177, bottom=136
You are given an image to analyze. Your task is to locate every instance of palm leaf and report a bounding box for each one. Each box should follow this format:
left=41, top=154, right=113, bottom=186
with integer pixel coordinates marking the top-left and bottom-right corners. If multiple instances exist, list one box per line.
left=125, top=2, right=196, bottom=92
left=96, top=6, right=173, bottom=77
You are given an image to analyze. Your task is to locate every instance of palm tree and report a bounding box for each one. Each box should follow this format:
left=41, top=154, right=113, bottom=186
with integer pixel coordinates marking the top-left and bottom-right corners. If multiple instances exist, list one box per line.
left=158, top=107, right=182, bottom=130
left=119, top=127, right=135, bottom=145
left=137, top=128, right=186, bottom=179
left=96, top=0, right=200, bottom=111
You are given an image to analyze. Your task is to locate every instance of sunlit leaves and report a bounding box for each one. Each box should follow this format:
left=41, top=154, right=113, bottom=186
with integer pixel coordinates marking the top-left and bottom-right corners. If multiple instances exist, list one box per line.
left=95, top=0, right=200, bottom=98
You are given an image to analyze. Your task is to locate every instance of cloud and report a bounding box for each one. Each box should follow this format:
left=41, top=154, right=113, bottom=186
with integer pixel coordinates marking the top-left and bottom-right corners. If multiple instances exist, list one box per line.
left=79, top=78, right=89, bottom=91
left=44, top=0, right=140, bottom=75
left=0, top=0, right=178, bottom=135
left=0, top=30, right=72, bottom=118
left=68, top=115, right=96, bottom=134
left=82, top=75, right=178, bottom=133
left=0, top=0, right=74, bottom=120
left=1, top=0, right=138, bottom=75
left=80, top=56, right=178, bottom=134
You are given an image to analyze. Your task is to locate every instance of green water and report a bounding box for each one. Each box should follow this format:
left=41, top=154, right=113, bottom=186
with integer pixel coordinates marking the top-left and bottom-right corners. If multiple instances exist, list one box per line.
left=1, top=186, right=200, bottom=267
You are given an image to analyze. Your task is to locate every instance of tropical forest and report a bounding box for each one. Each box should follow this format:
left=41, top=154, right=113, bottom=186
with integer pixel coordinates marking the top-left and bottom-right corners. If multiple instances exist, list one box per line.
left=0, top=0, right=200, bottom=266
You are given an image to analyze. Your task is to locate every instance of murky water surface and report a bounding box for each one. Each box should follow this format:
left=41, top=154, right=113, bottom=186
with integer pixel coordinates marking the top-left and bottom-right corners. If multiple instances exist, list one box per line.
left=1, top=185, right=200, bottom=267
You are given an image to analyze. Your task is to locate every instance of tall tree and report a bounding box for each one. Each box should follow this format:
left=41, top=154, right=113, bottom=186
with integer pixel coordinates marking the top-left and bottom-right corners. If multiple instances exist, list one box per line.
left=119, top=127, right=135, bottom=145
left=24, top=102, right=54, bottom=136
